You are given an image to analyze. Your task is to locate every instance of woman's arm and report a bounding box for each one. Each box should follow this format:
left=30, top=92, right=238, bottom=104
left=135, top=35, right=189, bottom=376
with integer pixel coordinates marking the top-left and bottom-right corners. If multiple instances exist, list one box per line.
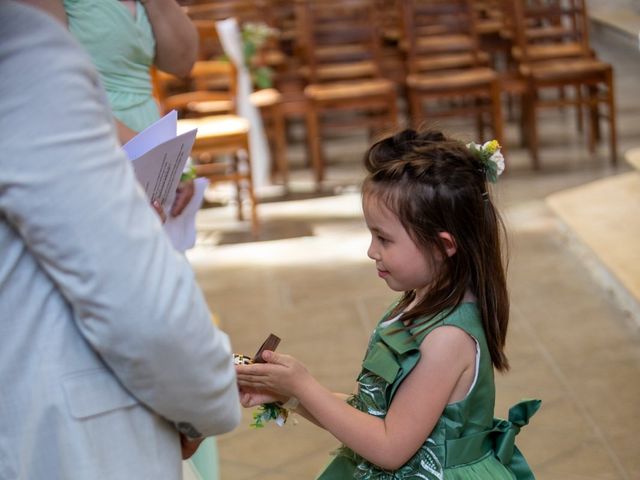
left=115, top=118, right=139, bottom=145
left=20, top=0, right=67, bottom=24
left=142, top=0, right=198, bottom=77
left=237, top=326, right=476, bottom=470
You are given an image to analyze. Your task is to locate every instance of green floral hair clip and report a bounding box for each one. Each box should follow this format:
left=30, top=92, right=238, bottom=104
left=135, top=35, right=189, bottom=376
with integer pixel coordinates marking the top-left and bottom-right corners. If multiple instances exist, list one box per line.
left=466, top=140, right=505, bottom=184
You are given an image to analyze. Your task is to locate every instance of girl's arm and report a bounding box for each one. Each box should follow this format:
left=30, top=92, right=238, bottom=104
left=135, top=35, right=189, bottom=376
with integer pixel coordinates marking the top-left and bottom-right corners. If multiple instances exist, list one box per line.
left=292, top=392, right=353, bottom=428
left=142, top=0, right=198, bottom=77
left=237, top=326, right=476, bottom=471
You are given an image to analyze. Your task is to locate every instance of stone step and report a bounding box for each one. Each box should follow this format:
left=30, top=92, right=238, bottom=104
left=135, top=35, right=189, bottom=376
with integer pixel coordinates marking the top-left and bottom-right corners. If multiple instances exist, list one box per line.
left=625, top=146, right=640, bottom=171
left=546, top=171, right=640, bottom=328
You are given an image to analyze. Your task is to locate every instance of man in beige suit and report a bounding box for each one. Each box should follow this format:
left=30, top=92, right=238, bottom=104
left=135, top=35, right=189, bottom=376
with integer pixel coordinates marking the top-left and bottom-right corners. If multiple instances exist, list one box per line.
left=0, top=2, right=240, bottom=478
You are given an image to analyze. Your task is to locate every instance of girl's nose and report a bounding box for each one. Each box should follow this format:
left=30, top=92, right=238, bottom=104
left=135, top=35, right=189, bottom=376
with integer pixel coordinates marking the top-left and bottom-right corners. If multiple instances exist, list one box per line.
left=367, top=241, right=378, bottom=260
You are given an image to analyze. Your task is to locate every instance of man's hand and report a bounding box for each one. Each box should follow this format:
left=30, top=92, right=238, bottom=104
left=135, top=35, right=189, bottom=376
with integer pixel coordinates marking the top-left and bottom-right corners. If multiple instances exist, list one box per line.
left=152, top=200, right=167, bottom=223
left=180, top=433, right=205, bottom=460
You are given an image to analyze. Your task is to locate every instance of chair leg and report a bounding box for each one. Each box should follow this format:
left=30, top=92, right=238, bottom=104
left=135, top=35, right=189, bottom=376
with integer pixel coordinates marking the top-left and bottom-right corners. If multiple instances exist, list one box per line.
left=475, top=110, right=485, bottom=142
left=247, top=178, right=259, bottom=237
left=408, top=89, right=423, bottom=129
left=242, top=144, right=259, bottom=237
left=587, top=84, right=599, bottom=154
left=519, top=93, right=529, bottom=148
left=305, top=104, right=324, bottom=185
left=606, top=69, right=618, bottom=166
left=525, top=89, right=541, bottom=170
left=388, top=90, right=400, bottom=131
left=271, top=103, right=289, bottom=190
left=575, top=85, right=584, bottom=134
left=229, top=153, right=244, bottom=221
left=490, top=79, right=505, bottom=154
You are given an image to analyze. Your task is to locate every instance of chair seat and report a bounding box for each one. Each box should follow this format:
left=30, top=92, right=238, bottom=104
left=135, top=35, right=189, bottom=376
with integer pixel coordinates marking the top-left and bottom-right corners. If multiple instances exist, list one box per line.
left=184, top=89, right=283, bottom=115
left=315, top=44, right=369, bottom=61
left=166, top=91, right=232, bottom=115
left=186, top=98, right=233, bottom=115
left=407, top=67, right=497, bottom=91
left=526, top=25, right=574, bottom=41
left=512, top=42, right=585, bottom=62
left=261, top=49, right=286, bottom=68
left=521, top=57, right=611, bottom=81
left=304, top=78, right=395, bottom=101
left=416, top=34, right=473, bottom=53
left=300, top=61, right=378, bottom=82
left=249, top=88, right=283, bottom=108
left=177, top=115, right=250, bottom=138
left=477, top=19, right=503, bottom=34
left=414, top=52, right=489, bottom=72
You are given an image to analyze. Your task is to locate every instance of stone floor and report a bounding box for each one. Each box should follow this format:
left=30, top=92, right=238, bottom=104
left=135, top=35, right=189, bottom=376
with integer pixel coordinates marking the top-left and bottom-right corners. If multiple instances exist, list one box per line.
left=186, top=27, right=640, bottom=480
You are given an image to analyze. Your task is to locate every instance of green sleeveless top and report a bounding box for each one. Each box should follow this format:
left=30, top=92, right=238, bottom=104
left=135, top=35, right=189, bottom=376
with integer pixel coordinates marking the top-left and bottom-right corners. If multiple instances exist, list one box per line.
left=317, top=303, right=540, bottom=479
left=64, top=0, right=159, bottom=132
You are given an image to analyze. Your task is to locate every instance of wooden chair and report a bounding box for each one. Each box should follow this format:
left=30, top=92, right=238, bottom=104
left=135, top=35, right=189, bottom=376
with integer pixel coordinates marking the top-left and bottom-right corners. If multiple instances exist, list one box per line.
left=152, top=61, right=259, bottom=236
left=296, top=0, right=399, bottom=185
left=182, top=19, right=290, bottom=188
left=399, top=0, right=504, bottom=146
left=506, top=0, right=617, bottom=168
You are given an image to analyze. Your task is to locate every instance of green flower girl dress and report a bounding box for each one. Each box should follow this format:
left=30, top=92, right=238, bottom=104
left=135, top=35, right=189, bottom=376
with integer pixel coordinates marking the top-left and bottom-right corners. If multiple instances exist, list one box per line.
left=317, top=303, right=540, bottom=479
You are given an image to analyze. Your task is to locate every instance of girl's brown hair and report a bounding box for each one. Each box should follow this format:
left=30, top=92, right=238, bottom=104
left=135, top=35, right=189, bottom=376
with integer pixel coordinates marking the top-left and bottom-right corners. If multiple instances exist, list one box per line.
left=362, top=129, right=510, bottom=371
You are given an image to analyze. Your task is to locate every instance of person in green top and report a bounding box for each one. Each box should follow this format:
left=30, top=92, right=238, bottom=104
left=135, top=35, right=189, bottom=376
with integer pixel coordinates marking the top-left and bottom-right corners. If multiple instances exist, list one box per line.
left=236, top=128, right=541, bottom=479
left=63, top=0, right=196, bottom=219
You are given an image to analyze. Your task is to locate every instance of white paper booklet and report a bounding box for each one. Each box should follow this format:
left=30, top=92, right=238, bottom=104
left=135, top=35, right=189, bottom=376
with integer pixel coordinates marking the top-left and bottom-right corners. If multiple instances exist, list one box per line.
left=123, top=110, right=197, bottom=212
left=123, top=111, right=203, bottom=252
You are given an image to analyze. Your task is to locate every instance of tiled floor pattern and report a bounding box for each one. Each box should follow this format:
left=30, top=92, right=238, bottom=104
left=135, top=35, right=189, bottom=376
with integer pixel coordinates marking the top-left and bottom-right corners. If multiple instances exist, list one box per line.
left=186, top=27, right=640, bottom=480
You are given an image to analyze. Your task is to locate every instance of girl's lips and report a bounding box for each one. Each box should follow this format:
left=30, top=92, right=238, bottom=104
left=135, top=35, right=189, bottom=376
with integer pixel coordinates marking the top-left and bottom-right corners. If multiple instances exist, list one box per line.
left=377, top=269, right=389, bottom=278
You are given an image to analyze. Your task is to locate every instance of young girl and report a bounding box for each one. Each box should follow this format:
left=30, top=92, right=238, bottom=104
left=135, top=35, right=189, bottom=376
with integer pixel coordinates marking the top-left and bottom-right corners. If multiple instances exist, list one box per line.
left=236, top=129, right=540, bottom=479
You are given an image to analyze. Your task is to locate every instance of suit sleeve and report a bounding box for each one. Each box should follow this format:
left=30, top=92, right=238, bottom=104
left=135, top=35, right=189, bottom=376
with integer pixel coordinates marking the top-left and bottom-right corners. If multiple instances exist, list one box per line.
left=0, top=8, right=240, bottom=436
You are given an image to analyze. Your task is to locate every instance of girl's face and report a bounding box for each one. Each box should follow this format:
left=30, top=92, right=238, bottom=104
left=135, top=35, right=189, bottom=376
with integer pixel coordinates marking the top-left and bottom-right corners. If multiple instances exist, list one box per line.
left=364, top=197, right=440, bottom=300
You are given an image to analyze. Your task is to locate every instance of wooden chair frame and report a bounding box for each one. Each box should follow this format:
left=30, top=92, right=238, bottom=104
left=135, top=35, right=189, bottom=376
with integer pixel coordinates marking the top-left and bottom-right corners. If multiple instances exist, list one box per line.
left=400, top=0, right=504, bottom=147
left=508, top=0, right=617, bottom=168
left=297, top=0, right=399, bottom=185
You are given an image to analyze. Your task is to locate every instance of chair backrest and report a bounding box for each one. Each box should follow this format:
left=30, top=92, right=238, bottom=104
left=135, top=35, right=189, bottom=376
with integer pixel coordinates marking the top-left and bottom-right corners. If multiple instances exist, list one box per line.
left=153, top=21, right=239, bottom=117
left=505, top=0, right=592, bottom=64
left=400, top=0, right=485, bottom=74
left=192, top=19, right=226, bottom=60
left=296, top=0, right=385, bottom=84
left=473, top=0, right=506, bottom=35
left=182, top=0, right=262, bottom=23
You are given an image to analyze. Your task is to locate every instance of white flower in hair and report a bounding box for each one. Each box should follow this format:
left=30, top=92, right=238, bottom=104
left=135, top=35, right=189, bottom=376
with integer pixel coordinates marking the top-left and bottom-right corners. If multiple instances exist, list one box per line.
left=466, top=140, right=504, bottom=183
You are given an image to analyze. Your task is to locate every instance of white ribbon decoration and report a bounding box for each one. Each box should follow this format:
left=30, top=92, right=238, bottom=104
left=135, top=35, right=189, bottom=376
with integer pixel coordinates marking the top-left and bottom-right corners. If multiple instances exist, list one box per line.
left=215, top=18, right=271, bottom=192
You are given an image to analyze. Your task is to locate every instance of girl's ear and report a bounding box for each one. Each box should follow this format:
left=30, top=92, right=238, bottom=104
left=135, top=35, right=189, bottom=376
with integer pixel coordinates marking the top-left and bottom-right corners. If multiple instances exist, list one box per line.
left=438, top=232, right=457, bottom=257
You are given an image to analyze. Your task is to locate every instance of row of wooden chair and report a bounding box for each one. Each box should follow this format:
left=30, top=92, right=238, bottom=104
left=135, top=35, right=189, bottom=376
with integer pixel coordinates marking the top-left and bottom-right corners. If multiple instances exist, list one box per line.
left=159, top=0, right=617, bottom=235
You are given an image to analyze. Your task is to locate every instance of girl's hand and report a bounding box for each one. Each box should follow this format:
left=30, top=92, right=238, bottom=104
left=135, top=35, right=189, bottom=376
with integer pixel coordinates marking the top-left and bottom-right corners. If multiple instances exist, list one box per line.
left=236, top=350, right=310, bottom=399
